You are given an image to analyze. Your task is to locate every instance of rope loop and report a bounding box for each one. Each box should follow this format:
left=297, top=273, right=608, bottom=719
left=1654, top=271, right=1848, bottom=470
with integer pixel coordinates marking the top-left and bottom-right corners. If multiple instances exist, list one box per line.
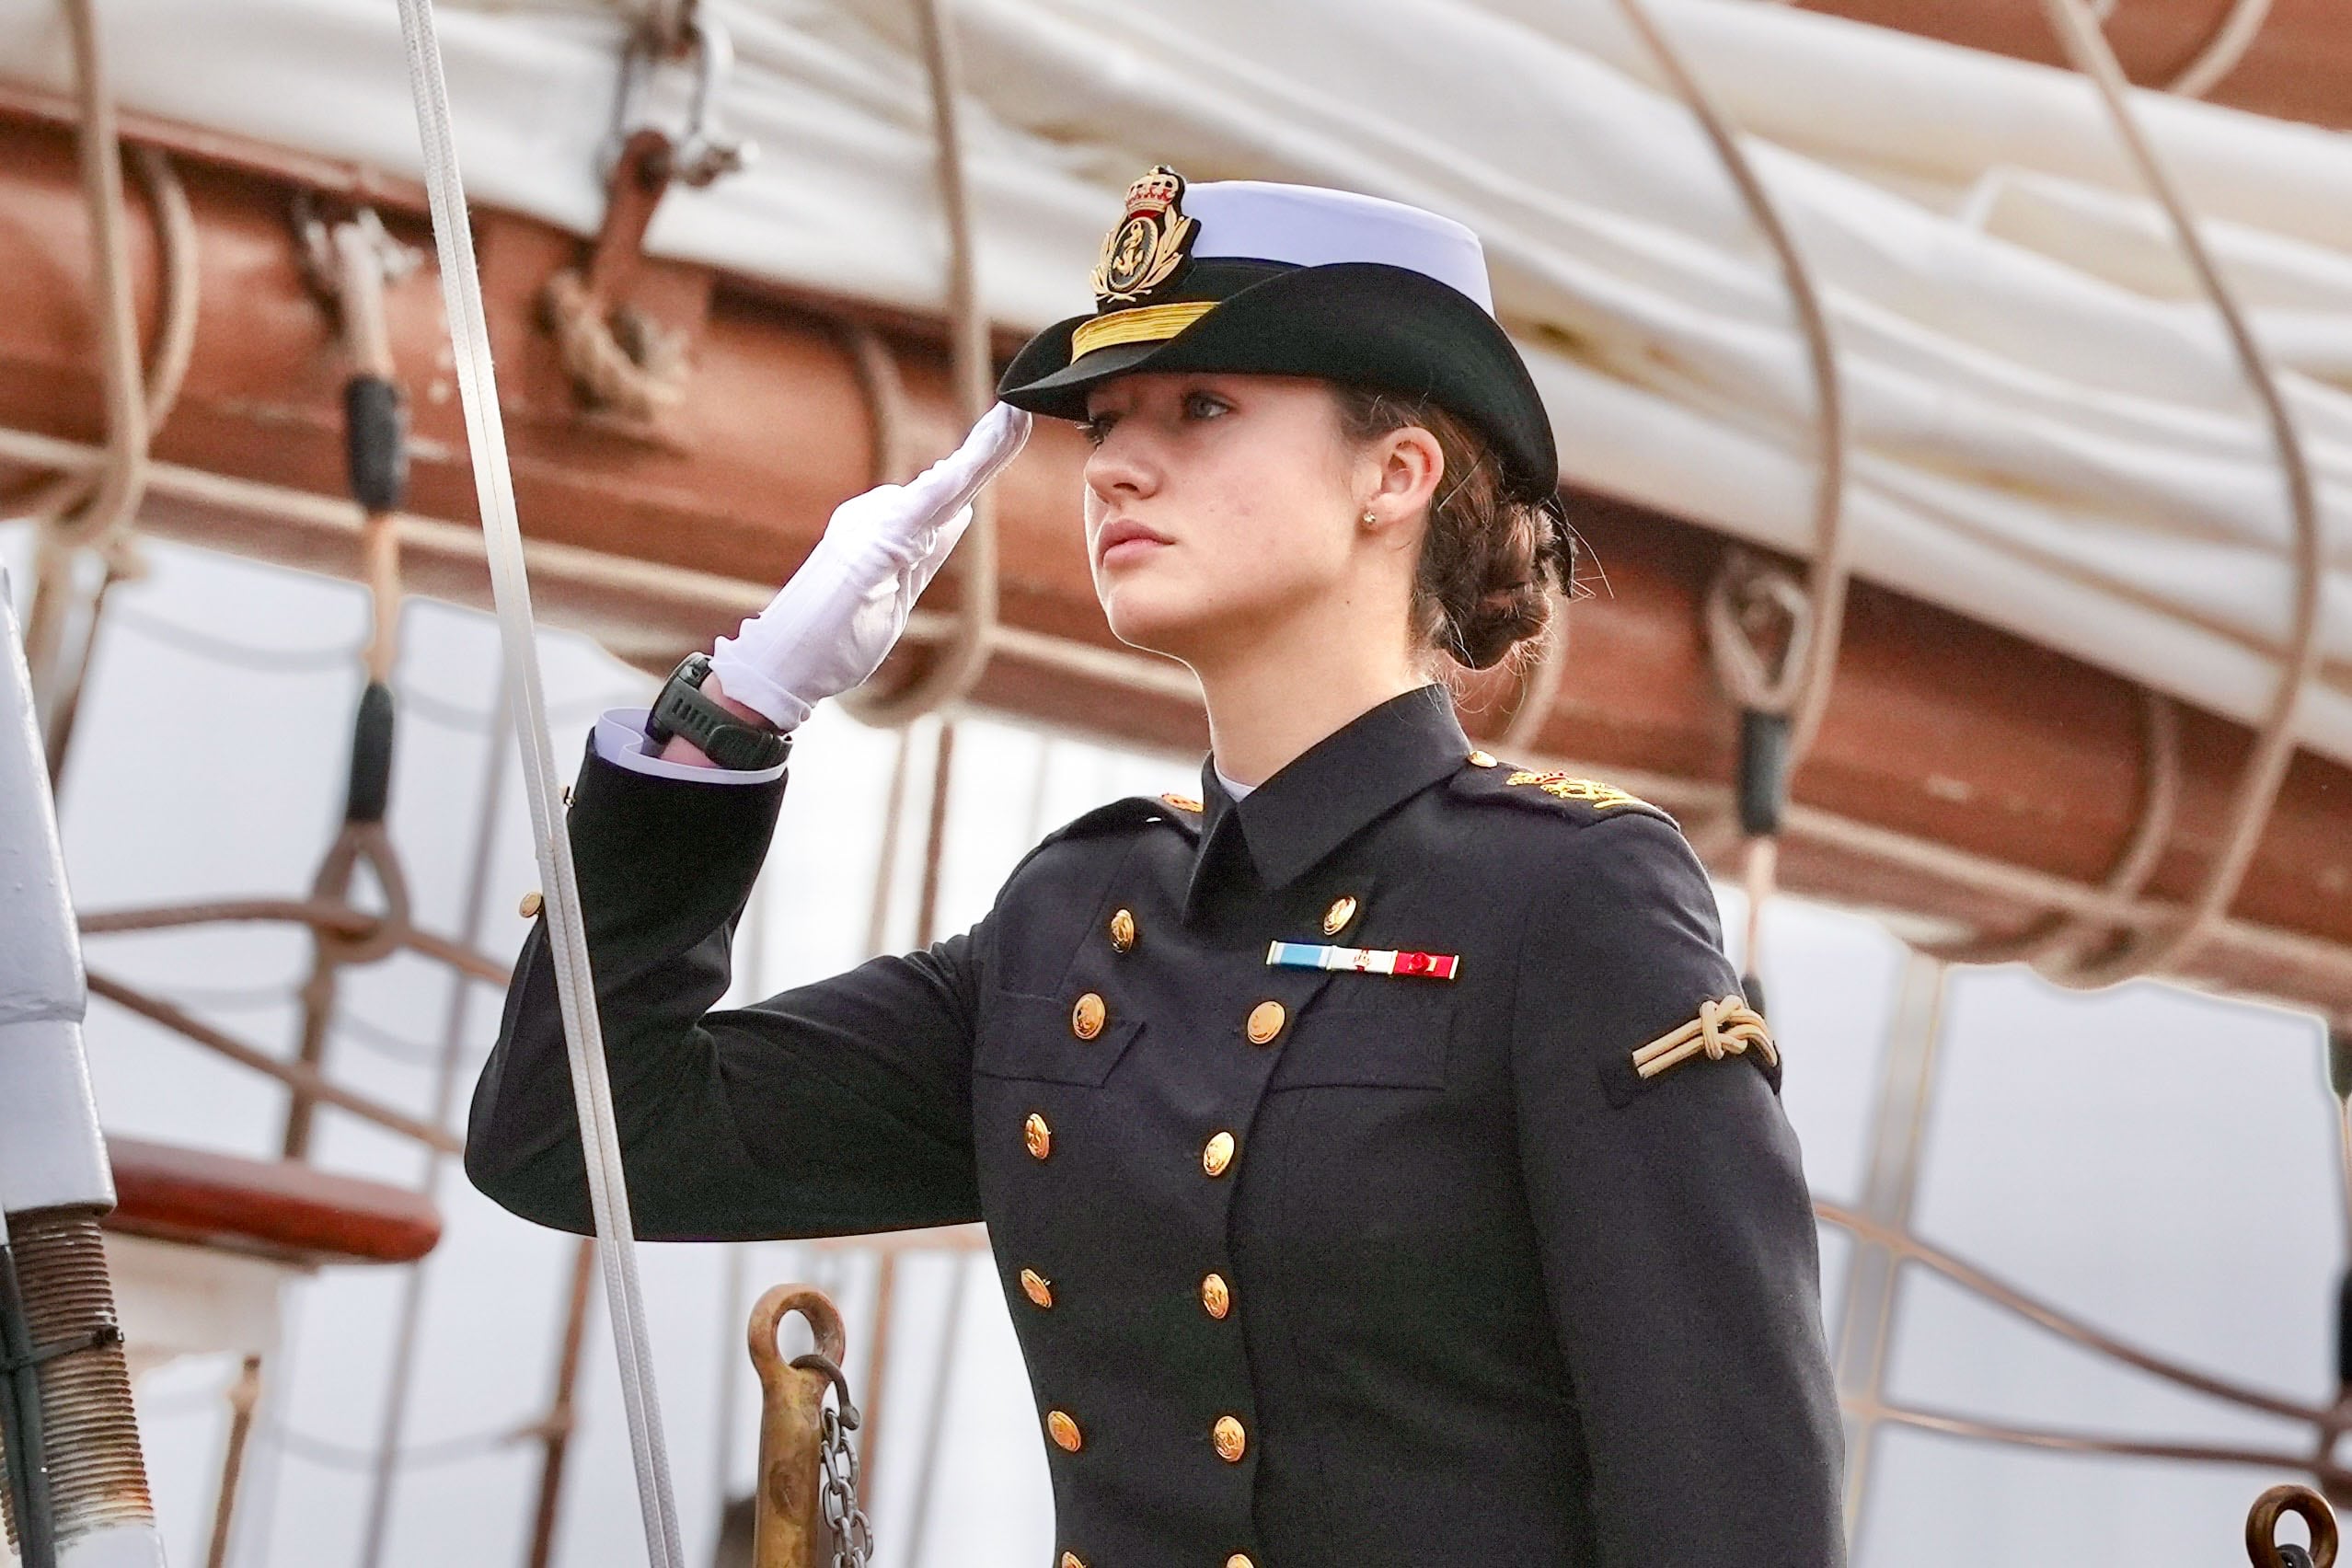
left=538, top=268, right=690, bottom=421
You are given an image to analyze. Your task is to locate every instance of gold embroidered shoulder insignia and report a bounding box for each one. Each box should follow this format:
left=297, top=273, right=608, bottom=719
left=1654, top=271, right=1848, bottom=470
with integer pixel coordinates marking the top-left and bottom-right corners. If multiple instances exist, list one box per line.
left=1631, top=996, right=1777, bottom=1082
left=1159, top=792, right=1204, bottom=813
left=1505, top=771, right=1651, bottom=813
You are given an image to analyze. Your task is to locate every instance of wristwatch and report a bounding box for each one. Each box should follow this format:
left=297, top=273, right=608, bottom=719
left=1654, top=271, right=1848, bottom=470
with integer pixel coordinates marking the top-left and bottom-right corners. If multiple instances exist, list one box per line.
left=643, top=652, right=792, bottom=771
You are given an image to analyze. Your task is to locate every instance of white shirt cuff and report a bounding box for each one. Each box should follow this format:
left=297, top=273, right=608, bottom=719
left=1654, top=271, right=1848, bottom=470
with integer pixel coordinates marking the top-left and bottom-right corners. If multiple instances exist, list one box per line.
left=592, top=709, right=788, bottom=785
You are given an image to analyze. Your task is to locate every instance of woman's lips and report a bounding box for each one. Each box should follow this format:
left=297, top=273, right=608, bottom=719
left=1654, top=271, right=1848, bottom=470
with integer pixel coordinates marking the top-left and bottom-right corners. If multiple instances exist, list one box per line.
left=1096, top=518, right=1171, bottom=569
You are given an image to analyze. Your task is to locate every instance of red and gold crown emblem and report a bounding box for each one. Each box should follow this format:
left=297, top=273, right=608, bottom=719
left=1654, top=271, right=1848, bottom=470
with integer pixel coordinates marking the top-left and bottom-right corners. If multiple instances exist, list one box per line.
left=1090, top=165, right=1198, bottom=306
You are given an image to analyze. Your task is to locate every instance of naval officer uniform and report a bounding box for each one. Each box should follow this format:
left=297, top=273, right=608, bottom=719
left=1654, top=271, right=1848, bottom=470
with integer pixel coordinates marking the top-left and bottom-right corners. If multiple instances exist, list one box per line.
left=467, top=168, right=1843, bottom=1568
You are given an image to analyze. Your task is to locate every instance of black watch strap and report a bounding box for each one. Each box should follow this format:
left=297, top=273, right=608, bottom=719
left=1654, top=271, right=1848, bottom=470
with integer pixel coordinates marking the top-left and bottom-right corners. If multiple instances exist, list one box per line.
left=644, top=653, right=791, bottom=772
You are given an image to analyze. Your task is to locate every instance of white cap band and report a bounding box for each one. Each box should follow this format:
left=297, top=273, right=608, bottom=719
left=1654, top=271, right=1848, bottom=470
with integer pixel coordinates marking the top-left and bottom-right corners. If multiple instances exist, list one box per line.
left=1182, top=181, right=1495, bottom=316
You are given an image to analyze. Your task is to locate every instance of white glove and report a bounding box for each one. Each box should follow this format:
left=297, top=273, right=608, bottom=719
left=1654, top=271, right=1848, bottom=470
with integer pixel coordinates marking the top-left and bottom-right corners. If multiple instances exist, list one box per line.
left=711, top=401, right=1032, bottom=730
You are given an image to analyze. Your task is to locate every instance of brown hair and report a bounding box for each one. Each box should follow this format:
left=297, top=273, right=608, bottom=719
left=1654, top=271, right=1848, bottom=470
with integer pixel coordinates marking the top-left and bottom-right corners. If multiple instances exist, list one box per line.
left=1332, top=386, right=1574, bottom=671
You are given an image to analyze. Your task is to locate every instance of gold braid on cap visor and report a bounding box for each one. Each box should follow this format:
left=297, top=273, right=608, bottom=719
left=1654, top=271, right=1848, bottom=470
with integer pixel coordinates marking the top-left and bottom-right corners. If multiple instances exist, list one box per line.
left=1068, top=300, right=1218, bottom=361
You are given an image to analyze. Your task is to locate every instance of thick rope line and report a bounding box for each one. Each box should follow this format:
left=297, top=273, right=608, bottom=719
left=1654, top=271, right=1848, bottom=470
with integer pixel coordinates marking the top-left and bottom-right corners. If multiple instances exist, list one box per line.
left=2039, top=0, right=2324, bottom=986
left=838, top=0, right=997, bottom=726
left=2164, top=0, right=2273, bottom=98
left=387, top=5, right=686, bottom=1566
left=1611, top=0, right=1850, bottom=764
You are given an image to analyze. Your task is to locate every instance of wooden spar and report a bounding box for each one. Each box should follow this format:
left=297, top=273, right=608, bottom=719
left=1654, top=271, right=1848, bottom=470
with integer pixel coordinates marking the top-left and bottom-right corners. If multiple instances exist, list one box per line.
left=1796, top=0, right=2352, bottom=125
left=4, top=110, right=2350, bottom=1020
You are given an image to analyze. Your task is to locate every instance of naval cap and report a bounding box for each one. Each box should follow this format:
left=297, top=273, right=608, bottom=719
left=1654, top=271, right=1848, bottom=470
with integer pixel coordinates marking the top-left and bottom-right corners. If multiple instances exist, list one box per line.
left=997, top=166, right=1556, bottom=503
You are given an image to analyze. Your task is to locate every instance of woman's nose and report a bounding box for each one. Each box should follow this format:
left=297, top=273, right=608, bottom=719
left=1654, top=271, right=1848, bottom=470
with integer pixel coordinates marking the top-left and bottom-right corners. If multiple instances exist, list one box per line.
left=1082, top=426, right=1158, bottom=501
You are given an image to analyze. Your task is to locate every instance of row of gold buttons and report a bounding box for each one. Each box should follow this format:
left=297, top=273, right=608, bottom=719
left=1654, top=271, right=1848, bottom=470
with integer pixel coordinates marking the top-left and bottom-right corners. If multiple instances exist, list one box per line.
left=1042, top=894, right=1255, bottom=1568
left=1039, top=1407, right=1249, bottom=1464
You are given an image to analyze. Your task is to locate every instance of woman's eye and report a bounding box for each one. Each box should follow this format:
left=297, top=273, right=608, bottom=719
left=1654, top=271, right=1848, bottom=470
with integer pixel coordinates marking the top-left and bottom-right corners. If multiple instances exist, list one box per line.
left=1078, top=412, right=1115, bottom=446
left=1182, top=392, right=1230, bottom=421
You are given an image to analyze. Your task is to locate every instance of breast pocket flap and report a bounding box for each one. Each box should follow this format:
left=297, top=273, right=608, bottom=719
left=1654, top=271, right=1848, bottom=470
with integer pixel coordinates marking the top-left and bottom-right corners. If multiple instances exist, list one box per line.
left=974, top=990, right=1143, bottom=1088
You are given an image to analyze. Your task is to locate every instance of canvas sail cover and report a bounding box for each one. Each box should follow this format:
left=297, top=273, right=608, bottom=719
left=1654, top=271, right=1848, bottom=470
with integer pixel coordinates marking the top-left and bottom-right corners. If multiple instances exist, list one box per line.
left=4, top=0, right=2349, bottom=763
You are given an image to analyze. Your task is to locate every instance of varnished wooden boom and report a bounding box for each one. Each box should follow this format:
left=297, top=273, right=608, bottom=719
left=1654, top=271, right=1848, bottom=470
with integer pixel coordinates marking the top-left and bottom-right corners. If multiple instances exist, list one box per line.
left=3, top=110, right=2348, bottom=1022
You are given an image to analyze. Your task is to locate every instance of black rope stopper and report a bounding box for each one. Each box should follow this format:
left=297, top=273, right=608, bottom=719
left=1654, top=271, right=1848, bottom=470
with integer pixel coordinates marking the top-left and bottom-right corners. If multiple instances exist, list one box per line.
left=1736, top=708, right=1792, bottom=1021
left=343, top=374, right=408, bottom=514
left=344, top=680, right=397, bottom=824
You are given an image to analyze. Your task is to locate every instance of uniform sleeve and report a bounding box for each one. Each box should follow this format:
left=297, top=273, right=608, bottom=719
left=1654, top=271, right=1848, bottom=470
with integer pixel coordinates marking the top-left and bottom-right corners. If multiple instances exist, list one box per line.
left=465, top=735, right=982, bottom=1240
left=1508, top=812, right=1843, bottom=1567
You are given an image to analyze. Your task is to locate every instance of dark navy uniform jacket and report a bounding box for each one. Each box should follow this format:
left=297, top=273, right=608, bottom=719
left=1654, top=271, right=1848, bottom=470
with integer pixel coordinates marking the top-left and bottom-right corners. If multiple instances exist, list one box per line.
left=467, top=684, right=1844, bottom=1568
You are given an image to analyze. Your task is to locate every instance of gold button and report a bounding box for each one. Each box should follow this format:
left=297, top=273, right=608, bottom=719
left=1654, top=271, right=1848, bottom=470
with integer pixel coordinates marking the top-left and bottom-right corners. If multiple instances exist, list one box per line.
left=1203, top=1131, right=1236, bottom=1177
left=1245, top=1002, right=1286, bottom=1046
left=1047, top=1410, right=1082, bottom=1451
left=1228, top=1557, right=1255, bottom=1568
left=1061, top=1555, right=1087, bottom=1568
left=1072, top=992, right=1107, bottom=1040
left=1468, top=750, right=1498, bottom=767
left=1024, top=1113, right=1053, bottom=1161
left=1201, top=1273, right=1231, bottom=1320
left=518, top=891, right=543, bottom=918
left=1109, top=908, right=1136, bottom=951
left=1320, top=894, right=1358, bottom=936
left=1213, top=1415, right=1247, bottom=1463
left=1020, top=1269, right=1055, bottom=1309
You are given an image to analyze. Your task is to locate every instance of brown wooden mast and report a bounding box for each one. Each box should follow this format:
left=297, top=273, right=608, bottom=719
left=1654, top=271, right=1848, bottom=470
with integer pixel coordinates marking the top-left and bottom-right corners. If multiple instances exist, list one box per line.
left=3, top=106, right=2348, bottom=1022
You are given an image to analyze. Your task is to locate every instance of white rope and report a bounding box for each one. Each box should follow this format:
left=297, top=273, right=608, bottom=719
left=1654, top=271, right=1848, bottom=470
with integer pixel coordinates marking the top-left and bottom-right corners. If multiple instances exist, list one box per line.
left=387, top=5, right=686, bottom=1567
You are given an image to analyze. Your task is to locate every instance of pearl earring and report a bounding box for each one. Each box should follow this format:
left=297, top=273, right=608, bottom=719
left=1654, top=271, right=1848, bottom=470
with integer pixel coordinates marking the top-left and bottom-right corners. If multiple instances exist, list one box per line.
left=1361, top=509, right=1378, bottom=526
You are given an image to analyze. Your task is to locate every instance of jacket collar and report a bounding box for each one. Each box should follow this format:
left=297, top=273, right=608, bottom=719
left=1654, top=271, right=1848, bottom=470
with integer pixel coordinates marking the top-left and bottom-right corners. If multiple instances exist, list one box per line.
left=1188, top=684, right=1469, bottom=905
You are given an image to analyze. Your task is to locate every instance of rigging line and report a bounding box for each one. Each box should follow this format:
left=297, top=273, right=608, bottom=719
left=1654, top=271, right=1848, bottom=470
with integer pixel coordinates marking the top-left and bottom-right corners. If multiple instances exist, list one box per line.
left=1609, top=0, right=1850, bottom=765
left=2165, top=0, right=2274, bottom=98
left=391, top=4, right=686, bottom=1565
left=334, top=1009, right=490, bottom=1070
left=40, top=0, right=149, bottom=560
left=2038, top=0, right=2324, bottom=986
left=1816, top=1199, right=2327, bottom=1424
left=263, top=1418, right=540, bottom=1474
left=85, top=969, right=463, bottom=1155
left=106, top=604, right=367, bottom=672
left=358, top=670, right=509, bottom=1568
left=398, top=682, right=638, bottom=734
left=837, top=0, right=997, bottom=726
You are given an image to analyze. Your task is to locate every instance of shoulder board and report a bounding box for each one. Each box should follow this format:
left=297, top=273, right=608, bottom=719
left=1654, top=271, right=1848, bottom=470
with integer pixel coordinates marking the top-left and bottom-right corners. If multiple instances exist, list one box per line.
left=1003, top=791, right=1198, bottom=891
left=1032, top=792, right=1201, bottom=855
left=1448, top=759, right=1678, bottom=830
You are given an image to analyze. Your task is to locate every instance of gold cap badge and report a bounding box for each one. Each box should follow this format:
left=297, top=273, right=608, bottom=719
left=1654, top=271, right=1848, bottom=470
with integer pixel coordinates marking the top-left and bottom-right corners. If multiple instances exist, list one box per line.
left=1090, top=166, right=1198, bottom=306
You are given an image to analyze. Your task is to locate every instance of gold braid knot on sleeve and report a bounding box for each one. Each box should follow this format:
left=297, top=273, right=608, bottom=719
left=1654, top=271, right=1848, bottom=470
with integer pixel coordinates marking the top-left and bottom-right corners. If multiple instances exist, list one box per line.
left=1630, top=996, right=1778, bottom=1082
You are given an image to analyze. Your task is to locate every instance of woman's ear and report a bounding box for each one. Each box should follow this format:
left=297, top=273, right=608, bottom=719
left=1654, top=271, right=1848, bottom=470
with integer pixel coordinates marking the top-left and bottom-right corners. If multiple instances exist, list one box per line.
left=1359, top=424, right=1445, bottom=534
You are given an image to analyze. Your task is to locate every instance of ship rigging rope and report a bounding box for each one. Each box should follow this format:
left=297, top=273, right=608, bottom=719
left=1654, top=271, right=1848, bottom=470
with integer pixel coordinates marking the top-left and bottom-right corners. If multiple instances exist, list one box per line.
left=390, top=3, right=688, bottom=1565
left=1610, top=0, right=1850, bottom=767
left=2165, top=0, right=2274, bottom=99
left=25, top=0, right=199, bottom=775
left=1609, top=0, right=1850, bottom=997
left=2023, top=0, right=2323, bottom=987
left=838, top=0, right=997, bottom=727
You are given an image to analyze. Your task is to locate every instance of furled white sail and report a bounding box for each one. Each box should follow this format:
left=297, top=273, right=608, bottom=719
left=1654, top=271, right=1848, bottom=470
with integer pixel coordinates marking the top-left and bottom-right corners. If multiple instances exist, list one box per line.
left=3, top=0, right=2347, bottom=759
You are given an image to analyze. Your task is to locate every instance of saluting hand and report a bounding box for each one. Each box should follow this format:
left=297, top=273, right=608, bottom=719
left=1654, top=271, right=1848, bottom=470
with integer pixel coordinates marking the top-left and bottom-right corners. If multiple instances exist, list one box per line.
left=709, top=402, right=1032, bottom=731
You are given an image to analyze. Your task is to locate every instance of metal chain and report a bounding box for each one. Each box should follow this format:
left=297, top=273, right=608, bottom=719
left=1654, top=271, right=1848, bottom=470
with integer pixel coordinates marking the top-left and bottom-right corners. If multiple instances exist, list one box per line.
left=813, top=1400, right=872, bottom=1568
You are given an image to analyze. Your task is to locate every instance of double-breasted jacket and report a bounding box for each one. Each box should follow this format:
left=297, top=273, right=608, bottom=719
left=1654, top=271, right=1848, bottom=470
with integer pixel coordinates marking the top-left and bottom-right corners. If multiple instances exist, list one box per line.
left=467, top=684, right=1844, bottom=1567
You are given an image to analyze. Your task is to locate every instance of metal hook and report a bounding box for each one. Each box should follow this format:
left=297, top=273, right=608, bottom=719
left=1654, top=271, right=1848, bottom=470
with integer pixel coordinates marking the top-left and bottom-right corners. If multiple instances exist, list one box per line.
left=605, top=14, right=754, bottom=189
left=789, top=1351, right=863, bottom=1433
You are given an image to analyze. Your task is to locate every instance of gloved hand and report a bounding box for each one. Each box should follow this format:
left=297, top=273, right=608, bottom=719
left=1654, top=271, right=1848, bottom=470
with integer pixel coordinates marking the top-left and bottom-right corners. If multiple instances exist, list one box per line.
left=711, top=401, right=1032, bottom=730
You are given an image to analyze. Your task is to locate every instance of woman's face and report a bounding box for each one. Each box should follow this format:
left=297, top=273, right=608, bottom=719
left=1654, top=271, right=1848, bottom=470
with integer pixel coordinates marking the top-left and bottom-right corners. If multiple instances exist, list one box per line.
left=1078, top=372, right=1382, bottom=665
